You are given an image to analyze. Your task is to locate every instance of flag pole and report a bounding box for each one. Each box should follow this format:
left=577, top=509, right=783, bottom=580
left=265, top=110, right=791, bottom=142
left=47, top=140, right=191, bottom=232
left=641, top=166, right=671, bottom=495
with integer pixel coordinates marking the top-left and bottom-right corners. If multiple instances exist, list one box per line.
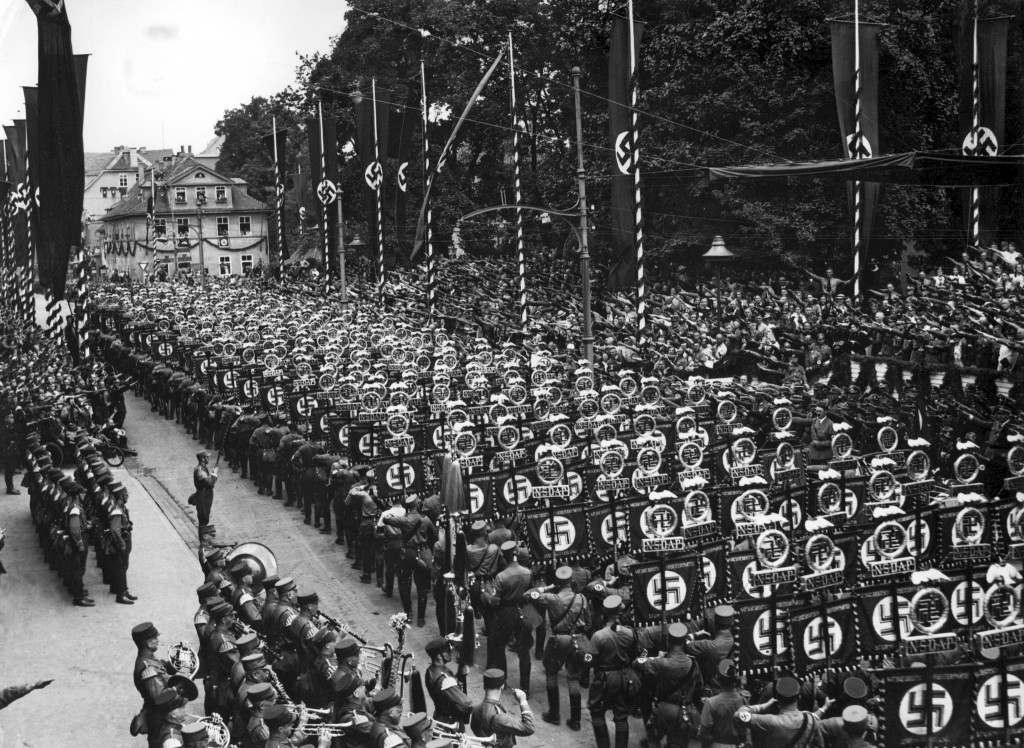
left=572, top=67, right=595, bottom=366
left=372, top=78, right=385, bottom=305
left=421, top=59, right=435, bottom=319
left=968, top=0, right=981, bottom=246
left=509, top=33, right=528, bottom=331
left=852, top=0, right=863, bottom=302
left=319, top=100, right=330, bottom=278
left=626, top=0, right=647, bottom=348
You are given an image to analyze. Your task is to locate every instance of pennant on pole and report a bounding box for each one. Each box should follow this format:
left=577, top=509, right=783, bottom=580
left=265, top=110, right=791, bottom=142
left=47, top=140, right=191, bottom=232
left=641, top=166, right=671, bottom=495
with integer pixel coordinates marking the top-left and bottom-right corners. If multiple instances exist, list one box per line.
left=305, top=108, right=338, bottom=275
left=410, top=47, right=505, bottom=260
left=261, top=124, right=289, bottom=264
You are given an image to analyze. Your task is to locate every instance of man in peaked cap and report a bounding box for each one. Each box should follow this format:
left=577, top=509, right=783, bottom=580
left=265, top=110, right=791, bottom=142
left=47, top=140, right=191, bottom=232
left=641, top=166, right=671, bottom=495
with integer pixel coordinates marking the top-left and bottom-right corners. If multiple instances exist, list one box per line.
left=400, top=712, right=433, bottom=748
left=697, top=659, right=748, bottom=748
left=425, top=636, right=474, bottom=727
left=735, top=676, right=834, bottom=748
left=383, top=492, right=437, bottom=628
left=131, top=622, right=173, bottom=746
left=192, top=450, right=218, bottom=527
left=527, top=564, right=590, bottom=730
left=65, top=482, right=92, bottom=606
left=469, top=669, right=535, bottom=748
left=633, top=622, right=703, bottom=748
left=686, top=605, right=735, bottom=685
left=587, top=595, right=640, bottom=748
left=819, top=705, right=878, bottom=748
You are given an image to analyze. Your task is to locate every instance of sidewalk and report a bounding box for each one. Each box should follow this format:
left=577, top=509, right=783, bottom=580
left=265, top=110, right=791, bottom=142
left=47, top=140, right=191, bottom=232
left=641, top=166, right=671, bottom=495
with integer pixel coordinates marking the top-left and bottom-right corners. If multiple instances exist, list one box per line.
left=0, top=465, right=200, bottom=747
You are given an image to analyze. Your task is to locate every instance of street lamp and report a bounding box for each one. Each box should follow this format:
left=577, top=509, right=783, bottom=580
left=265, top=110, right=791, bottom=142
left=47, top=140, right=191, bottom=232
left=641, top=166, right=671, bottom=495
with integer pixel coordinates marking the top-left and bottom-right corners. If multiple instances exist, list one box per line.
left=703, top=235, right=735, bottom=324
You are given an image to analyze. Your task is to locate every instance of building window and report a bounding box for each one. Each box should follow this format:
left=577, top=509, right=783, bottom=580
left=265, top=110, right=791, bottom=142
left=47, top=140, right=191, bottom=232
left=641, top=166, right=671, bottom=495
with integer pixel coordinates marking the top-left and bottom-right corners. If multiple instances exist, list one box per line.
left=219, top=256, right=231, bottom=275
left=217, top=217, right=229, bottom=237
left=135, top=172, right=139, bottom=183
left=177, top=218, right=189, bottom=237
left=175, top=187, right=186, bottom=204
left=239, top=216, right=251, bottom=236
left=196, top=172, right=206, bottom=179
left=119, top=174, right=128, bottom=188
left=241, top=255, right=254, bottom=274
left=215, top=186, right=227, bottom=203
left=101, top=187, right=108, bottom=198
left=154, top=219, right=166, bottom=238
left=196, top=186, right=207, bottom=203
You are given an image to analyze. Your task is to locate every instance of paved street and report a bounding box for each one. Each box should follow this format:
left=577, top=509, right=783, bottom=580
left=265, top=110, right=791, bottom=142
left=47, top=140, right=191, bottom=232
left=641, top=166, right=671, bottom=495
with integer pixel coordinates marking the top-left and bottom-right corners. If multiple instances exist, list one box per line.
left=1, top=393, right=615, bottom=746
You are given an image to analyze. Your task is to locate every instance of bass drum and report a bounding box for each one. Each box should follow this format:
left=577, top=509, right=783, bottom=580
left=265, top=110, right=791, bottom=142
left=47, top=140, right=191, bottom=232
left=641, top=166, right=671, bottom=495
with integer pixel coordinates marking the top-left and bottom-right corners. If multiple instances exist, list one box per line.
left=225, top=542, right=278, bottom=587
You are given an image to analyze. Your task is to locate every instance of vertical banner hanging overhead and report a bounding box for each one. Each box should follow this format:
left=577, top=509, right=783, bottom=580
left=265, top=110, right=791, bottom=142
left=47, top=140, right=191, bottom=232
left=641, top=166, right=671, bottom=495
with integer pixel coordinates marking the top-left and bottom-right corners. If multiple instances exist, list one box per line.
left=4, top=128, right=25, bottom=318
left=28, top=0, right=85, bottom=300
left=393, top=86, right=418, bottom=255
left=509, top=34, right=528, bottom=330
left=305, top=107, right=338, bottom=276
left=829, top=17, right=882, bottom=301
left=958, top=13, right=1009, bottom=245
left=420, top=60, right=435, bottom=316
left=10, top=116, right=36, bottom=326
left=605, top=12, right=645, bottom=314
left=261, top=123, right=289, bottom=265
left=353, top=83, right=391, bottom=302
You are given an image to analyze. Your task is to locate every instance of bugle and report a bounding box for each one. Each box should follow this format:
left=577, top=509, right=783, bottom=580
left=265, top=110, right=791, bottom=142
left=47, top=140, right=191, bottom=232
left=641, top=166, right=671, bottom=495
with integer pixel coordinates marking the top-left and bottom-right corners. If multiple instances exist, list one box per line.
left=294, top=720, right=355, bottom=737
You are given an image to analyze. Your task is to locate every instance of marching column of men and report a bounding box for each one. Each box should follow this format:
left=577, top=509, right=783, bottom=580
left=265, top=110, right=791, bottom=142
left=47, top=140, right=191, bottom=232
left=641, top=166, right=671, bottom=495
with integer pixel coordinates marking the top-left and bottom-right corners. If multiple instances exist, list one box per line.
left=22, top=427, right=136, bottom=607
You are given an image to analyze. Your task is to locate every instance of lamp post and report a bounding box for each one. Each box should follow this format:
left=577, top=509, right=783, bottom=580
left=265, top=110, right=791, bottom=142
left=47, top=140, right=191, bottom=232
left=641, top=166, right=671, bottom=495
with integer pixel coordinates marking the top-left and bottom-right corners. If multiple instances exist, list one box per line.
left=572, top=66, right=595, bottom=365
left=703, top=235, right=735, bottom=324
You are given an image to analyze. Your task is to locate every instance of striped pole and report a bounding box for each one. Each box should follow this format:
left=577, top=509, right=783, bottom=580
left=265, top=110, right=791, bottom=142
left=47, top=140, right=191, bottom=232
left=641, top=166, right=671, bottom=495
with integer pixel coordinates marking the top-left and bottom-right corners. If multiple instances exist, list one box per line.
left=968, top=1, right=981, bottom=246
left=22, top=149, right=37, bottom=327
left=318, top=101, right=330, bottom=273
left=0, top=199, right=9, bottom=310
left=852, top=0, right=863, bottom=302
left=272, top=116, right=285, bottom=270
left=509, top=35, right=528, bottom=330
left=76, top=245, right=89, bottom=359
left=627, top=0, right=647, bottom=346
left=372, top=78, right=385, bottom=305
left=421, top=60, right=435, bottom=318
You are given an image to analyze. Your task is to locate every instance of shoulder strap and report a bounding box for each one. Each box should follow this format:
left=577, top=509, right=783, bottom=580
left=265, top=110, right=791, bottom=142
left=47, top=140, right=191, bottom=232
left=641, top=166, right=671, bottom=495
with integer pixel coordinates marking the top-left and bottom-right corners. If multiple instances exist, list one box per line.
left=401, top=517, right=423, bottom=546
left=548, top=593, right=581, bottom=631
left=780, top=713, right=811, bottom=748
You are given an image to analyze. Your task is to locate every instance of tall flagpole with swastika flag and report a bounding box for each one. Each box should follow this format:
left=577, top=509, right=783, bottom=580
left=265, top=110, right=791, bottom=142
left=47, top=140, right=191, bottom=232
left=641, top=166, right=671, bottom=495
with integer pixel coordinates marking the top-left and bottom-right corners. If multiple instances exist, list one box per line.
left=508, top=33, right=528, bottom=331
left=421, top=59, right=435, bottom=318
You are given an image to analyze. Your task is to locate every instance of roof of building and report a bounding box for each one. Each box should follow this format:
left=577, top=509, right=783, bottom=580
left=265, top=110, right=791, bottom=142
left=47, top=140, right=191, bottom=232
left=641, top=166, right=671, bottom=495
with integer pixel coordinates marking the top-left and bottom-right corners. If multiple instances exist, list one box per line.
left=101, top=156, right=268, bottom=220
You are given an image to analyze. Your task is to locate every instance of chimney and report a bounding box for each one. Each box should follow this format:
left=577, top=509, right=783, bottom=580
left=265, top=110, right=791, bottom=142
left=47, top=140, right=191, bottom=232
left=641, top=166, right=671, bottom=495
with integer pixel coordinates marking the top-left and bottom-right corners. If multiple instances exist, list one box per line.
left=129, top=147, right=138, bottom=167
left=137, top=162, right=145, bottom=185
left=188, top=145, right=192, bottom=153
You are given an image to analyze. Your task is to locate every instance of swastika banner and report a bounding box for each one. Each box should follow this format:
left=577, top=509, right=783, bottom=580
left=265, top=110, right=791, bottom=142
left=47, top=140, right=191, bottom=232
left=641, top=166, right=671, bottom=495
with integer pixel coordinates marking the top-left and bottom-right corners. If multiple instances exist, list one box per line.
left=700, top=540, right=730, bottom=604
left=374, top=455, right=424, bottom=498
left=856, top=584, right=912, bottom=656
left=588, top=503, right=631, bottom=558
left=789, top=599, right=858, bottom=676
left=629, top=554, right=698, bottom=624
left=466, top=473, right=495, bottom=519
left=972, top=656, right=1024, bottom=739
left=937, top=504, right=993, bottom=569
left=523, top=504, right=589, bottom=562
left=939, top=571, right=985, bottom=633
left=733, top=599, right=787, bottom=674
left=881, top=666, right=972, bottom=748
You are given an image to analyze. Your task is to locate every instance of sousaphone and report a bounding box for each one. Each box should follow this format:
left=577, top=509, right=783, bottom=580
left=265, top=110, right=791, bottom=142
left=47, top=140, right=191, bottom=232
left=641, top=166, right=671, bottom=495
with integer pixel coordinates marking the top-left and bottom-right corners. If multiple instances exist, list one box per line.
left=225, top=542, right=278, bottom=586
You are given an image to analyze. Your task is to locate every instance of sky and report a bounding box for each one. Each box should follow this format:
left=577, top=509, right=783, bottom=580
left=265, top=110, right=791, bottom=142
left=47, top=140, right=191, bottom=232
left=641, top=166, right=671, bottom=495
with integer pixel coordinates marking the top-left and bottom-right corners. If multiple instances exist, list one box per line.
left=0, top=0, right=347, bottom=154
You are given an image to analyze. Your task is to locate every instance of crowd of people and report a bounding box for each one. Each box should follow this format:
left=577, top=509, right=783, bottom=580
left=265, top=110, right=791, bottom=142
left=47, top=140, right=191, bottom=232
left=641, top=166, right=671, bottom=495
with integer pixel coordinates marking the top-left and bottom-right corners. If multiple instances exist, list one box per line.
left=2, top=235, right=1023, bottom=747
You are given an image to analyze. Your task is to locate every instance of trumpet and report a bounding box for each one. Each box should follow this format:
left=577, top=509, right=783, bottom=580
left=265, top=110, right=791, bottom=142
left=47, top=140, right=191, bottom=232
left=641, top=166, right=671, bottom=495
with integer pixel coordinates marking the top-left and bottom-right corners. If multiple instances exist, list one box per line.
left=287, top=704, right=332, bottom=720
left=458, top=735, right=498, bottom=747
left=294, top=720, right=355, bottom=737
left=434, top=719, right=464, bottom=740
left=314, top=611, right=368, bottom=645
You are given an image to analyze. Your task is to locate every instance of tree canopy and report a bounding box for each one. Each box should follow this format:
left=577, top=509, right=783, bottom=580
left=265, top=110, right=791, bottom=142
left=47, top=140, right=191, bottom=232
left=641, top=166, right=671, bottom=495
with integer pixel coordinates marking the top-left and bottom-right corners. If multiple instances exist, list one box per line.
left=214, top=0, right=1024, bottom=277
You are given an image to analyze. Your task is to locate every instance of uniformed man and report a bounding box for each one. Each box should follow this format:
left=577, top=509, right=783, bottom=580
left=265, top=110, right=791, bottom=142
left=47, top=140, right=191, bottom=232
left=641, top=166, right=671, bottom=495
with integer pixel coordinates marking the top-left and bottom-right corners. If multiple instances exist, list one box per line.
left=384, top=493, right=437, bottom=627
left=152, top=689, right=188, bottom=748
left=528, top=564, right=590, bottom=730
left=819, top=705, right=878, bottom=748
left=687, top=605, right=735, bottom=685
left=65, top=482, right=92, bottom=607
left=205, top=601, right=241, bottom=721
left=107, top=480, right=136, bottom=604
left=633, top=622, right=703, bottom=748
left=484, top=541, right=533, bottom=691
left=228, top=559, right=263, bottom=629
left=424, top=637, right=474, bottom=727
left=697, top=659, right=748, bottom=748
left=181, top=721, right=211, bottom=748
left=735, top=676, right=834, bottom=748
left=192, top=451, right=219, bottom=527
left=262, top=702, right=328, bottom=748
left=400, top=712, right=434, bottom=748
left=380, top=498, right=406, bottom=598
left=132, top=621, right=173, bottom=746
left=588, top=595, right=640, bottom=748
left=305, top=627, right=337, bottom=708
left=470, top=669, right=535, bottom=748
left=238, top=681, right=275, bottom=748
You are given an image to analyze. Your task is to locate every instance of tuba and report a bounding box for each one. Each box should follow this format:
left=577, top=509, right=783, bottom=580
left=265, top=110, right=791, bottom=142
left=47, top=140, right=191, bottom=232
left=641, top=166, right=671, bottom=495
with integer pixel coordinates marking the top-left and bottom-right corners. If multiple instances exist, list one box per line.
left=167, top=642, right=200, bottom=679
left=225, top=542, right=278, bottom=587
